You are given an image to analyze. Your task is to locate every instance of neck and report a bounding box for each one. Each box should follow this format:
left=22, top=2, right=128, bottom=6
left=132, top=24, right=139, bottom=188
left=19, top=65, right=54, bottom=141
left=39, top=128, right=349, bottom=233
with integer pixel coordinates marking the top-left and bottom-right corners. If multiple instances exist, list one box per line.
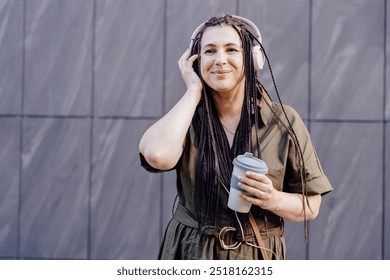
left=210, top=83, right=244, bottom=144
left=211, top=83, right=245, bottom=120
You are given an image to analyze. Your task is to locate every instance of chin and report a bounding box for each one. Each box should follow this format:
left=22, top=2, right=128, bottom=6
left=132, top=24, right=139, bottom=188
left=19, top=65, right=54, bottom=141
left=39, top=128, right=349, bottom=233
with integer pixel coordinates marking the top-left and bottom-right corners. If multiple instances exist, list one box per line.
left=208, top=83, right=233, bottom=93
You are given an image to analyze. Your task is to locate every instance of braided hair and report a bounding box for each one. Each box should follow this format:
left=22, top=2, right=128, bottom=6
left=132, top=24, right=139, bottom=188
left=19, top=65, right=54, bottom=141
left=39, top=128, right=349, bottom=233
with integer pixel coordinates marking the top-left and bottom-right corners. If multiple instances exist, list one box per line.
left=190, top=15, right=310, bottom=240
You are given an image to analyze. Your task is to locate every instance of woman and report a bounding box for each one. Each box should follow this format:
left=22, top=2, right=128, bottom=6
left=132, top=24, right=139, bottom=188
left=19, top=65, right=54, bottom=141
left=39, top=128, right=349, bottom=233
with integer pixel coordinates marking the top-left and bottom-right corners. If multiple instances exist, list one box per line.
left=139, top=14, right=332, bottom=260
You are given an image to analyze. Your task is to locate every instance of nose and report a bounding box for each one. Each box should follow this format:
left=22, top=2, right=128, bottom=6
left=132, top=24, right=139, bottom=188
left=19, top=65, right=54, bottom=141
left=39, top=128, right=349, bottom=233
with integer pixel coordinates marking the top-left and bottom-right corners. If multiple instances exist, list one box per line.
left=215, top=50, right=227, bottom=65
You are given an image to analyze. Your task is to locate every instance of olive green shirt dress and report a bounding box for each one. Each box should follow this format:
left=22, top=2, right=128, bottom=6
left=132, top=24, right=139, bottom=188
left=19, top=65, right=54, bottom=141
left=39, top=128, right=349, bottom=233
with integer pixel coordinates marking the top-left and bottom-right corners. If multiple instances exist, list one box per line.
left=140, top=95, right=333, bottom=260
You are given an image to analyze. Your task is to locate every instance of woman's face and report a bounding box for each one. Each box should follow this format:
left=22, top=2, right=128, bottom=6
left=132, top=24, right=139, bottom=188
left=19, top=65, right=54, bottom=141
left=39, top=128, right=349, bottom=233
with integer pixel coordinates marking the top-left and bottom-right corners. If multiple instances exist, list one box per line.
left=200, top=25, right=245, bottom=94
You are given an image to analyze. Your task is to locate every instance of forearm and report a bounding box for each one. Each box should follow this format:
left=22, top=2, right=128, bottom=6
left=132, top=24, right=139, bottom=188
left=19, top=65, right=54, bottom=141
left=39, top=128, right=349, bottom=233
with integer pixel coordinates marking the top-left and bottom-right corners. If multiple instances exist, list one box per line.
left=270, top=192, right=321, bottom=222
left=238, top=172, right=323, bottom=222
left=139, top=86, right=201, bottom=170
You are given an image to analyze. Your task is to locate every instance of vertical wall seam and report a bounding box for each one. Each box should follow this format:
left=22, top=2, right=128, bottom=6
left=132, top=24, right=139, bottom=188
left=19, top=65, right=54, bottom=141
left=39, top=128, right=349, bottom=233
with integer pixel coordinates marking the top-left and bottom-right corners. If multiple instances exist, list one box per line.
left=17, top=0, right=27, bottom=260
left=162, top=0, right=167, bottom=116
left=306, top=0, right=313, bottom=261
left=308, top=0, right=313, bottom=124
left=159, top=0, right=168, bottom=241
left=382, top=0, right=387, bottom=260
left=87, top=0, right=97, bottom=260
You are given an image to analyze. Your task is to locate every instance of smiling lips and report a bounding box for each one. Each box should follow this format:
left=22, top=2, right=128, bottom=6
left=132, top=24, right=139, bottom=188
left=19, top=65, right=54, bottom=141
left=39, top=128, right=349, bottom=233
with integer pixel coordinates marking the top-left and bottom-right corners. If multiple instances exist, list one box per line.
left=212, top=69, right=231, bottom=76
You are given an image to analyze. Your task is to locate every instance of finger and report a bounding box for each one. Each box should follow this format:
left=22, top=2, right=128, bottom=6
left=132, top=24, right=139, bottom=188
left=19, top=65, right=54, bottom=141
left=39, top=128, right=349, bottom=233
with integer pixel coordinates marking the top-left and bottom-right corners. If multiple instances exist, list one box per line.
left=187, top=54, right=199, bottom=64
left=178, top=49, right=191, bottom=65
left=240, top=191, right=266, bottom=205
left=179, top=54, right=199, bottom=71
left=238, top=182, right=265, bottom=199
left=245, top=171, right=271, bottom=184
left=238, top=175, right=266, bottom=191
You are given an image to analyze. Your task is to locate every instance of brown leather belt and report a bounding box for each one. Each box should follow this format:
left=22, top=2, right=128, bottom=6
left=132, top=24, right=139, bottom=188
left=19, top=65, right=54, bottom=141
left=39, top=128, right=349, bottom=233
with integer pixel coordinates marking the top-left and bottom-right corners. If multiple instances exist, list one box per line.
left=173, top=203, right=282, bottom=259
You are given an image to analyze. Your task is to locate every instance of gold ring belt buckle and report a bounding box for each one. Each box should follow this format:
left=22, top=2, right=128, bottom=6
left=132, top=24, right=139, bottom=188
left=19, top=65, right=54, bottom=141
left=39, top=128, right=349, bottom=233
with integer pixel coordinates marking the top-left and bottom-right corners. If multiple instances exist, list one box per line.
left=218, top=226, right=241, bottom=250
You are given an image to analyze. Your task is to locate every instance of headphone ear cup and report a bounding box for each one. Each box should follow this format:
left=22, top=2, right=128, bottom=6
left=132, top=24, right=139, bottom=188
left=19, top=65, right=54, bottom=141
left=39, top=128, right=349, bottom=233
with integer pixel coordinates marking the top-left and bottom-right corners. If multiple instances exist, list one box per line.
left=252, top=45, right=264, bottom=70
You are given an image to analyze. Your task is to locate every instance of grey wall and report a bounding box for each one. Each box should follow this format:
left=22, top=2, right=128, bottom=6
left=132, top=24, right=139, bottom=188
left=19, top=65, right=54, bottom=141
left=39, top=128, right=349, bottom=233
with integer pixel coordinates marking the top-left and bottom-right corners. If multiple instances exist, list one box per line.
left=0, top=0, right=388, bottom=260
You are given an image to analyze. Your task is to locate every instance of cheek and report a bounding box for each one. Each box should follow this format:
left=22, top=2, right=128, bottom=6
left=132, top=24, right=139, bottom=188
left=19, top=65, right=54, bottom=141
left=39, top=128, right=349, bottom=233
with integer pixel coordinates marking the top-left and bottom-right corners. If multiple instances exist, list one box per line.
left=235, top=61, right=245, bottom=78
left=232, top=57, right=244, bottom=71
left=200, top=59, right=212, bottom=77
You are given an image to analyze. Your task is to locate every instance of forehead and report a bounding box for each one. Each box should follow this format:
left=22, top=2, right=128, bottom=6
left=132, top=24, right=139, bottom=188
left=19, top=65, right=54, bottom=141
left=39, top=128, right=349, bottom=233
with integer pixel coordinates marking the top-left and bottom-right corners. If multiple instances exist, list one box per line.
left=201, top=25, right=242, bottom=47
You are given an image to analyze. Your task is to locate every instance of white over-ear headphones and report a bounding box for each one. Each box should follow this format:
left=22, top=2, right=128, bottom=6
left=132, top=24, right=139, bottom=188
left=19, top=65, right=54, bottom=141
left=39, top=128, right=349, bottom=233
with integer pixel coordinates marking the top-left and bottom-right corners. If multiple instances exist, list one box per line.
left=189, top=15, right=264, bottom=70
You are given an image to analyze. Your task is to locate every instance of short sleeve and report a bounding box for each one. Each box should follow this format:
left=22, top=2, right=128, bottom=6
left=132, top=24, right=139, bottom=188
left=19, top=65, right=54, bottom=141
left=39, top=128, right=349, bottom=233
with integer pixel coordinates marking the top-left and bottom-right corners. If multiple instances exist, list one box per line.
left=283, top=106, right=333, bottom=196
left=139, top=128, right=190, bottom=174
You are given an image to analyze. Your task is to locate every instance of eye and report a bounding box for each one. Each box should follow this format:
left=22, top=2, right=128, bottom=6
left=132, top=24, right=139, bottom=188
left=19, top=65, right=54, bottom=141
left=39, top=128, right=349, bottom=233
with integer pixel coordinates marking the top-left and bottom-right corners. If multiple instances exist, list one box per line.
left=227, top=47, right=239, bottom=52
left=204, top=49, right=215, bottom=54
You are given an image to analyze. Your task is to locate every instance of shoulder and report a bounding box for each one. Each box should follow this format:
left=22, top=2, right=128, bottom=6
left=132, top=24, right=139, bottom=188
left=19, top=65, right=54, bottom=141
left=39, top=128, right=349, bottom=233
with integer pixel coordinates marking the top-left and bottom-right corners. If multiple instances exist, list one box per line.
left=258, top=90, right=303, bottom=125
left=268, top=103, right=311, bottom=143
left=267, top=102, right=305, bottom=128
left=273, top=103, right=301, bottom=121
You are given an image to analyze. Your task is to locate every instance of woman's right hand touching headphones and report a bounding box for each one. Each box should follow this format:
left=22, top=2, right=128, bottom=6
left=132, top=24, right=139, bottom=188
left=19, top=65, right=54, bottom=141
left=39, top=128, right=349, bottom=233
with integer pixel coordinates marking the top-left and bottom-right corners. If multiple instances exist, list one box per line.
left=178, top=49, right=202, bottom=93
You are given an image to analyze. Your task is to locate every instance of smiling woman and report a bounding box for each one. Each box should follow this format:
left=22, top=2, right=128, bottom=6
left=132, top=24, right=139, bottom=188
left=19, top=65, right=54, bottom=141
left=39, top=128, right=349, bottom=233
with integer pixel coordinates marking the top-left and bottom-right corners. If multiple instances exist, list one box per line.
left=138, top=14, right=332, bottom=260
left=199, top=25, right=245, bottom=96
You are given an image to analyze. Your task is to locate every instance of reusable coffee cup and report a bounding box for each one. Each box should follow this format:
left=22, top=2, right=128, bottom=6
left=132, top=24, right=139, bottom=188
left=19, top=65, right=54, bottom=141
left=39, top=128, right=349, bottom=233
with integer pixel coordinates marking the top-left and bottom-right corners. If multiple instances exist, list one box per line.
left=228, top=152, right=268, bottom=213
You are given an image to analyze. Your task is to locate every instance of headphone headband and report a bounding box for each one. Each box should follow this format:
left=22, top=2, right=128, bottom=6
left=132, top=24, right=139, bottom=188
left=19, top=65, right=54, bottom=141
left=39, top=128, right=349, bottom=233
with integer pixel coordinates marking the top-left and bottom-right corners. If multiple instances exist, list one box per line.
left=189, top=15, right=262, bottom=50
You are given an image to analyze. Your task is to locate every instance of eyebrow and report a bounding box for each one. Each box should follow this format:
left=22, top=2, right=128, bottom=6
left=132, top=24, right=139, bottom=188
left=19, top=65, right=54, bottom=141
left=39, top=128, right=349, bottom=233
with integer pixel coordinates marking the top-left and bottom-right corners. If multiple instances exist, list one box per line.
left=202, top=43, right=241, bottom=48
